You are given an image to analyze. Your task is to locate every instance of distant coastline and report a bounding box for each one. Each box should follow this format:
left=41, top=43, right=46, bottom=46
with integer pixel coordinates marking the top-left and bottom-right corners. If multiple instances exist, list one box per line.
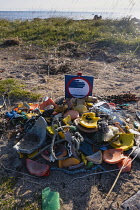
left=0, top=10, right=139, bottom=21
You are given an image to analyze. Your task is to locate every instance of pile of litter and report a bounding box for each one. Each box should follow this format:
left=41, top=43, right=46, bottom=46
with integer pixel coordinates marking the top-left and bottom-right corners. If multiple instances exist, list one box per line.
left=2, top=94, right=140, bottom=177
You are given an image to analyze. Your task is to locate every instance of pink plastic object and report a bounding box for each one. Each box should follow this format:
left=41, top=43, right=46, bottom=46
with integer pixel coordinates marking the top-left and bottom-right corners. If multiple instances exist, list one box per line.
left=117, top=155, right=132, bottom=172
left=63, top=110, right=79, bottom=120
left=26, top=159, right=50, bottom=176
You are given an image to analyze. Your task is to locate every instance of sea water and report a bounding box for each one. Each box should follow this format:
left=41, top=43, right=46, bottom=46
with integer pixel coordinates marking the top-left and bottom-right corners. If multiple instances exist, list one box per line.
left=0, top=10, right=139, bottom=21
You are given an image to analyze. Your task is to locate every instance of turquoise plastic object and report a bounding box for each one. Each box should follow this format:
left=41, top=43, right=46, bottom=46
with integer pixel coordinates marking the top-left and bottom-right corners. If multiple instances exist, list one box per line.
left=133, top=121, right=140, bottom=129
left=42, top=187, right=60, bottom=210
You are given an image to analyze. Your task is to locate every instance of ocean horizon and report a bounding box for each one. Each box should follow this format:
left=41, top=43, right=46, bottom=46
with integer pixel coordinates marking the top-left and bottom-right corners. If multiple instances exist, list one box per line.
left=0, top=9, right=140, bottom=21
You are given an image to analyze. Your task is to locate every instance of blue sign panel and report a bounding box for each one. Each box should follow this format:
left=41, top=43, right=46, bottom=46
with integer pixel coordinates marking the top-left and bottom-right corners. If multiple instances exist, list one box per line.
left=65, top=75, right=94, bottom=98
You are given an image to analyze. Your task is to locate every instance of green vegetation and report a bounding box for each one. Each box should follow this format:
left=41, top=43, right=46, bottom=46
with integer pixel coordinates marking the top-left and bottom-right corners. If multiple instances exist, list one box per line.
left=0, top=177, right=16, bottom=209
left=0, top=177, right=41, bottom=209
left=0, top=17, right=140, bottom=53
left=0, top=78, right=41, bottom=101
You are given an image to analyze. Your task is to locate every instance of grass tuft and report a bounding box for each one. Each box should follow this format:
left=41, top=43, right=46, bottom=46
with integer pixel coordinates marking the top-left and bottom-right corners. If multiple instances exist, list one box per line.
left=0, top=78, right=41, bottom=101
left=0, top=17, right=140, bottom=53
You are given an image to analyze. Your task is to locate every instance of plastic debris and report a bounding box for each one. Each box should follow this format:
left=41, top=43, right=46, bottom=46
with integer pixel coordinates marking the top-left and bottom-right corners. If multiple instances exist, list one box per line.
left=110, top=133, right=134, bottom=151
left=2, top=92, right=138, bottom=177
left=42, top=187, right=60, bottom=210
left=117, top=155, right=132, bottom=173
left=13, top=116, right=47, bottom=154
left=103, top=148, right=125, bottom=164
left=86, top=150, right=102, bottom=164
left=79, top=112, right=100, bottom=129
left=26, top=159, right=50, bottom=176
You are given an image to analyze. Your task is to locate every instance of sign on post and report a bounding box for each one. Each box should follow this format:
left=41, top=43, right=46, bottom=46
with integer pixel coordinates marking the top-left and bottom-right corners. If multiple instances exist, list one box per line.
left=65, top=74, right=94, bottom=98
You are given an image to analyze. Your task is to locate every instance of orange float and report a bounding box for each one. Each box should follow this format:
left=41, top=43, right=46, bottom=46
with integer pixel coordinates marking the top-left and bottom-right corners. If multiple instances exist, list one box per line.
left=29, top=103, right=39, bottom=111
left=39, top=98, right=58, bottom=110
left=103, top=148, right=125, bottom=164
left=117, top=155, right=132, bottom=173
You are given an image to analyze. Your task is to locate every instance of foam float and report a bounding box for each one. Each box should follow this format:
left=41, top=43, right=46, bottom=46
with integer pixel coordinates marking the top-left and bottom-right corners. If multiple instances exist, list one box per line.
left=26, top=159, right=50, bottom=176
left=110, top=133, right=134, bottom=151
left=86, top=150, right=102, bottom=164
left=13, top=116, right=47, bottom=154
left=103, top=148, right=125, bottom=164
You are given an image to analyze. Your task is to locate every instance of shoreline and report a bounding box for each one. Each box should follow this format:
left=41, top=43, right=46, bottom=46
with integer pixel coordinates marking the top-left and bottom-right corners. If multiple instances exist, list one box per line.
left=0, top=10, right=139, bottom=21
